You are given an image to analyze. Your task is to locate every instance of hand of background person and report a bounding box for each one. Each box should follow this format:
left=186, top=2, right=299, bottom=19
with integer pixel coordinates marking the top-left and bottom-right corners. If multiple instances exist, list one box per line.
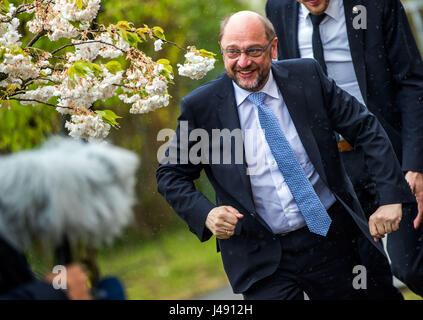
left=369, top=203, right=402, bottom=242
left=405, top=171, right=423, bottom=229
left=44, top=263, right=92, bottom=300
left=205, top=206, right=244, bottom=239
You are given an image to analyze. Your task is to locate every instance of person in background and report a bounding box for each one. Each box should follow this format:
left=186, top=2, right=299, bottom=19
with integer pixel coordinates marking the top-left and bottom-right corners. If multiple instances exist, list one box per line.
left=266, top=0, right=423, bottom=299
left=0, top=235, right=91, bottom=300
left=0, top=136, right=139, bottom=300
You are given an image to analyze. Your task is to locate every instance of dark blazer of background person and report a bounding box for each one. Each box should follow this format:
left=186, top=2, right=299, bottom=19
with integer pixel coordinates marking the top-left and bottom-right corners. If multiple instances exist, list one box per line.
left=266, top=0, right=423, bottom=298
left=0, top=236, right=68, bottom=300
left=265, top=0, right=423, bottom=172
left=156, top=59, right=415, bottom=294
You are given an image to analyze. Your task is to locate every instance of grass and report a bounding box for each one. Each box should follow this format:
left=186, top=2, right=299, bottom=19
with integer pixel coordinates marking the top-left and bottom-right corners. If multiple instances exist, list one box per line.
left=97, top=227, right=229, bottom=300
left=27, top=225, right=423, bottom=300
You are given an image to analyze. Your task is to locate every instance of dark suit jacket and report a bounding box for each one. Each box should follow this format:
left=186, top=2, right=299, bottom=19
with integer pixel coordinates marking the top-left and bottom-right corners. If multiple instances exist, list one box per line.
left=156, top=59, right=414, bottom=293
left=0, top=236, right=67, bottom=300
left=266, top=0, right=423, bottom=172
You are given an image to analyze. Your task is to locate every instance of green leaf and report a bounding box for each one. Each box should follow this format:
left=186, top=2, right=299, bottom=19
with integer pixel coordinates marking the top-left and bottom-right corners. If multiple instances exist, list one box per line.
left=105, top=61, right=123, bottom=74
left=118, top=29, right=129, bottom=43
left=8, top=44, right=24, bottom=55
left=198, top=49, right=216, bottom=59
left=152, top=26, right=165, bottom=40
left=0, top=0, right=10, bottom=12
left=0, top=47, right=6, bottom=62
left=68, top=20, right=81, bottom=29
left=6, top=83, right=20, bottom=91
left=67, top=66, right=76, bottom=80
left=126, top=31, right=141, bottom=47
left=157, top=58, right=170, bottom=66
left=68, top=61, right=95, bottom=80
left=91, top=63, right=103, bottom=77
left=69, top=61, right=103, bottom=80
left=116, top=21, right=133, bottom=30
left=95, top=110, right=122, bottom=129
left=73, top=61, right=91, bottom=77
left=157, top=59, right=173, bottom=79
left=161, top=70, right=174, bottom=84
left=136, top=28, right=148, bottom=41
left=76, top=0, right=83, bottom=10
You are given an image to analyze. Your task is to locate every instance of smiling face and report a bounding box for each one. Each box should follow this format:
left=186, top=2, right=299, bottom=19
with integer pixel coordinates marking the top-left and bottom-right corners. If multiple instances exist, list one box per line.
left=297, top=0, right=330, bottom=15
left=219, top=12, right=278, bottom=92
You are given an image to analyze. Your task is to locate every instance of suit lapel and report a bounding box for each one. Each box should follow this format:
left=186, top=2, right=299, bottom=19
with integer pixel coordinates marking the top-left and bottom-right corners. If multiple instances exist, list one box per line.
left=272, top=64, right=329, bottom=186
left=343, top=0, right=368, bottom=104
left=215, top=76, right=256, bottom=215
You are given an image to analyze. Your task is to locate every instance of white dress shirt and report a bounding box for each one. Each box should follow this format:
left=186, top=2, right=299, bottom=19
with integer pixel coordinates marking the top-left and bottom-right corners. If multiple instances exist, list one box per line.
left=233, top=71, right=336, bottom=234
left=298, top=0, right=366, bottom=105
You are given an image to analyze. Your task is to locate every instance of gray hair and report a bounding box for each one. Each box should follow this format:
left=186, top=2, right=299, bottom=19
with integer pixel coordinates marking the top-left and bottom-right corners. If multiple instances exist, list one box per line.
left=219, top=11, right=276, bottom=42
left=0, top=136, right=139, bottom=251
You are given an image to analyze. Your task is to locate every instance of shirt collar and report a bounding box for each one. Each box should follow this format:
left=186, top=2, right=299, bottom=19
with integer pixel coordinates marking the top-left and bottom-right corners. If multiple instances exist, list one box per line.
left=299, top=0, right=343, bottom=23
left=233, top=70, right=279, bottom=107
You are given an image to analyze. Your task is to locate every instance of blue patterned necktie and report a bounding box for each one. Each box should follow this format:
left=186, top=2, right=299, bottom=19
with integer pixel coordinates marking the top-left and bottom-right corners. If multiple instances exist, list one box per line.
left=247, top=92, right=332, bottom=236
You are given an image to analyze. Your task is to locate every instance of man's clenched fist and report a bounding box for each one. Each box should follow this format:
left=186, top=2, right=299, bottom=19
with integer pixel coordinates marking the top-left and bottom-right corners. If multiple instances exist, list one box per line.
left=205, top=206, right=244, bottom=239
left=369, top=203, right=402, bottom=242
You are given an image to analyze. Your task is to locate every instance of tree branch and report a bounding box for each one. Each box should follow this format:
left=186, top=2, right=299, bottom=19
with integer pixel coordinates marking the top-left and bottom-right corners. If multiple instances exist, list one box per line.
left=81, top=29, right=187, bottom=51
left=0, top=3, right=36, bottom=23
left=51, top=40, right=127, bottom=55
left=26, top=30, right=47, bottom=48
left=152, top=35, right=187, bottom=52
left=7, top=97, right=60, bottom=109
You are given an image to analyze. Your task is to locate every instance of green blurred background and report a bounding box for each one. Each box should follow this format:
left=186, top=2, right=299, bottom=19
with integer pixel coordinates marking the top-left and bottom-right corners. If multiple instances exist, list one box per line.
left=1, top=0, right=423, bottom=300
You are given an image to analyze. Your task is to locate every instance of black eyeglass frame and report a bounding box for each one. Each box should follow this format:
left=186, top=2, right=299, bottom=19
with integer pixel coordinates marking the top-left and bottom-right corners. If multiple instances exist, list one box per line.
left=221, top=38, right=275, bottom=58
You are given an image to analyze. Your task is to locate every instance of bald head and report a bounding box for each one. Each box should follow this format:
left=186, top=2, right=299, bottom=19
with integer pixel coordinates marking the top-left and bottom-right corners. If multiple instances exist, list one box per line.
left=219, top=11, right=276, bottom=43
left=218, top=11, right=278, bottom=92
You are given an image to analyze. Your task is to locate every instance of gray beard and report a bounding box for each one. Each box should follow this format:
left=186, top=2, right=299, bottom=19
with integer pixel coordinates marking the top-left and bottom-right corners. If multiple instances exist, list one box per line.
left=233, top=70, right=269, bottom=92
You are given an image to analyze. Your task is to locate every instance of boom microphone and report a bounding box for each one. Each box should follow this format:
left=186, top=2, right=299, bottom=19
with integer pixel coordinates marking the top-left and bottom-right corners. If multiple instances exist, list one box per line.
left=0, top=136, right=139, bottom=253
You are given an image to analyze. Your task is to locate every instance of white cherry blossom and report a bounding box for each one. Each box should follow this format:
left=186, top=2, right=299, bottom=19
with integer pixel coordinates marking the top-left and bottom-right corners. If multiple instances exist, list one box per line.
left=1, top=0, right=215, bottom=140
left=65, top=113, right=111, bottom=142
left=154, top=39, right=164, bottom=51
left=177, top=50, right=216, bottom=80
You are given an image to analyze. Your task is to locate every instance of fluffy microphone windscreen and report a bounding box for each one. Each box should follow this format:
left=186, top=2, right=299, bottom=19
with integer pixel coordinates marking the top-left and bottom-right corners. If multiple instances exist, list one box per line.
left=0, top=136, right=140, bottom=252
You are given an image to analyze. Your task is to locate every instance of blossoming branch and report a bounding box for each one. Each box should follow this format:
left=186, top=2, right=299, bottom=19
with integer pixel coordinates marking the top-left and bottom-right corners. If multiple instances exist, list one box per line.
left=0, top=0, right=216, bottom=141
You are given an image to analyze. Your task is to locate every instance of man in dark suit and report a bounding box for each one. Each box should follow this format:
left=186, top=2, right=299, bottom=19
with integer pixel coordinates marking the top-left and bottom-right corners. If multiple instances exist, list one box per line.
left=156, top=11, right=415, bottom=299
left=266, top=0, right=423, bottom=298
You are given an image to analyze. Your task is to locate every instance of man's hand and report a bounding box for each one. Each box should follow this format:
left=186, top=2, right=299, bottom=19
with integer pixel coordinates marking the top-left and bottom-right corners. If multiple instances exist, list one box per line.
left=45, top=263, right=92, bottom=300
left=405, top=171, right=423, bottom=229
left=205, top=206, right=244, bottom=239
left=369, top=203, right=402, bottom=242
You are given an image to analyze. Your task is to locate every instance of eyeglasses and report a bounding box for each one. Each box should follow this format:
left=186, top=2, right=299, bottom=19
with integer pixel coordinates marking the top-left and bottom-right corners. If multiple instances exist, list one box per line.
left=221, top=38, right=274, bottom=59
